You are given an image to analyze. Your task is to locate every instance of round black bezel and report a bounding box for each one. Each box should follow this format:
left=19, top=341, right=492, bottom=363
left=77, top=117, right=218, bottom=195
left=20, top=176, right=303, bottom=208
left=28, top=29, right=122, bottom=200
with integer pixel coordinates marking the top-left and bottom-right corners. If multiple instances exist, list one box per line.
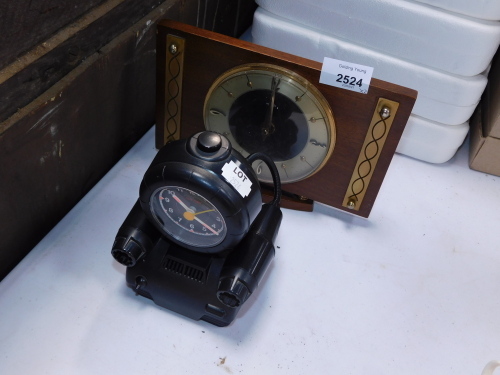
left=140, top=161, right=256, bottom=253
left=149, top=185, right=227, bottom=248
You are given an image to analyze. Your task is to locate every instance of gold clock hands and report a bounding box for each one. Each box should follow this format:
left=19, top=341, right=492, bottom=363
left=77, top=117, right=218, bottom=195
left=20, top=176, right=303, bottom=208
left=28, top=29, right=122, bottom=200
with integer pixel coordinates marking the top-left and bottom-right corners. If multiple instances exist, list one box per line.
left=262, top=75, right=280, bottom=138
left=183, top=209, right=215, bottom=221
left=193, top=209, right=215, bottom=216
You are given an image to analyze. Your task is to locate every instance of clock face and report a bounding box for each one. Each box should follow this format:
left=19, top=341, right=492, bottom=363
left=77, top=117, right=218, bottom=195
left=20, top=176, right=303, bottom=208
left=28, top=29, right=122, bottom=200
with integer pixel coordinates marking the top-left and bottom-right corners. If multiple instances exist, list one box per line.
left=204, top=64, right=336, bottom=184
left=149, top=186, right=227, bottom=248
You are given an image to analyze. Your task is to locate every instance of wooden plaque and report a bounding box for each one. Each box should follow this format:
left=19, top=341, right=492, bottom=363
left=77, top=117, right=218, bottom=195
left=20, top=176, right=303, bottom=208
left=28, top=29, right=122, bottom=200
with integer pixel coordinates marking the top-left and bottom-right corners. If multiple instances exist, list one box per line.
left=155, top=20, right=417, bottom=217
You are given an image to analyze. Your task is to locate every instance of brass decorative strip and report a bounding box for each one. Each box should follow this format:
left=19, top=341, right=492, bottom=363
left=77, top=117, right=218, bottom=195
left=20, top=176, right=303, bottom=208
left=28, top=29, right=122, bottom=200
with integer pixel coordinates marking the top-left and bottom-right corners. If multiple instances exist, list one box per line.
left=342, top=98, right=399, bottom=211
left=163, top=34, right=185, bottom=144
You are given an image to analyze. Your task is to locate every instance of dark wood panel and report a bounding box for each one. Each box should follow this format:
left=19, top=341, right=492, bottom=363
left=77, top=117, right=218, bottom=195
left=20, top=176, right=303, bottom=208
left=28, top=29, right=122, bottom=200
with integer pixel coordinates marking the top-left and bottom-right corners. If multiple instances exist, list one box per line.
left=0, top=8, right=156, bottom=280
left=0, top=0, right=165, bottom=123
left=0, top=0, right=107, bottom=70
left=0, top=0, right=256, bottom=125
left=194, top=0, right=256, bottom=36
left=155, top=20, right=417, bottom=218
left=0, top=0, right=257, bottom=280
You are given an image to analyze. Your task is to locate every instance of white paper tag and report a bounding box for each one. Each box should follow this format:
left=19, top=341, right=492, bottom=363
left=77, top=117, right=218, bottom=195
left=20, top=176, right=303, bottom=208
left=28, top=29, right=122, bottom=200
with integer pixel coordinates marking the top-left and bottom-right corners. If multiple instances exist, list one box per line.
left=320, top=57, right=374, bottom=94
left=221, top=160, right=252, bottom=197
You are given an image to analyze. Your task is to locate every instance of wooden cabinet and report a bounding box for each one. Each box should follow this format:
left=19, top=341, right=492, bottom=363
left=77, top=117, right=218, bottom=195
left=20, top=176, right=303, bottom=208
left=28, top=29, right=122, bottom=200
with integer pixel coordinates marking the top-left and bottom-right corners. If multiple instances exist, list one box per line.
left=0, top=0, right=257, bottom=280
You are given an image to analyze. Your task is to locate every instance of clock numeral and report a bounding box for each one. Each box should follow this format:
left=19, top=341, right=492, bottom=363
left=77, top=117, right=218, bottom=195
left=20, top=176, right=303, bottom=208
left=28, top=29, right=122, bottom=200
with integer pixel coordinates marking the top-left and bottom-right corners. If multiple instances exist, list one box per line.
left=280, top=163, right=289, bottom=179
left=220, top=85, right=233, bottom=98
left=295, top=91, right=306, bottom=102
left=245, top=74, right=253, bottom=88
left=310, top=139, right=327, bottom=148
left=309, top=116, right=325, bottom=123
left=209, top=108, right=226, bottom=117
left=271, top=75, right=281, bottom=90
left=255, top=162, right=263, bottom=175
left=300, top=156, right=314, bottom=168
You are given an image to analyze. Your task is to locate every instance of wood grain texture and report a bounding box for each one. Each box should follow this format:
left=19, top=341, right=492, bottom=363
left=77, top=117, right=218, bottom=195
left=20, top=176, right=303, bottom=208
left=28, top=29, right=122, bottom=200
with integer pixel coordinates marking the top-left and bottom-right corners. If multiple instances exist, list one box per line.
left=0, top=0, right=107, bottom=70
left=0, top=0, right=257, bottom=280
left=0, top=3, right=163, bottom=280
left=156, top=20, right=417, bottom=217
left=0, top=0, right=256, bottom=124
left=0, top=0, right=166, bottom=124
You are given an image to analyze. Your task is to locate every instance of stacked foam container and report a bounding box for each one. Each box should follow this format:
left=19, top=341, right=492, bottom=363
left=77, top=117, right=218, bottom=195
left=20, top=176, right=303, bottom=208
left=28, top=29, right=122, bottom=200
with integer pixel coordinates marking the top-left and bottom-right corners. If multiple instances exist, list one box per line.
left=251, top=0, right=500, bottom=163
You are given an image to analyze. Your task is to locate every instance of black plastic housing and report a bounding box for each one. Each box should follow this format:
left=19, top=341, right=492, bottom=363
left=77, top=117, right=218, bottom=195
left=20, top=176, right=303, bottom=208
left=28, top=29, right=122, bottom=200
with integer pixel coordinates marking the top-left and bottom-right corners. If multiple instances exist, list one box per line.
left=112, top=131, right=282, bottom=326
left=125, top=236, right=234, bottom=326
left=111, top=200, right=161, bottom=267
left=120, top=204, right=281, bottom=326
left=217, top=203, right=282, bottom=308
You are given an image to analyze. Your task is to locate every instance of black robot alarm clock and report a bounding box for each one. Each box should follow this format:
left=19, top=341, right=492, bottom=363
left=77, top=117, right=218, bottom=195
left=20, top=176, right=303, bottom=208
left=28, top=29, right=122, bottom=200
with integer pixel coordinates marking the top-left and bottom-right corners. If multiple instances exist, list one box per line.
left=111, top=131, right=282, bottom=326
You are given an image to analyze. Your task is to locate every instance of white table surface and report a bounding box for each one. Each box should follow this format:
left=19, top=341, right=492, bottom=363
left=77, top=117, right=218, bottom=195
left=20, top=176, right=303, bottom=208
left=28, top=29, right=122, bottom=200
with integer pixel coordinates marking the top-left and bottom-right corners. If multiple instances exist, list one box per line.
left=1, top=127, right=499, bottom=375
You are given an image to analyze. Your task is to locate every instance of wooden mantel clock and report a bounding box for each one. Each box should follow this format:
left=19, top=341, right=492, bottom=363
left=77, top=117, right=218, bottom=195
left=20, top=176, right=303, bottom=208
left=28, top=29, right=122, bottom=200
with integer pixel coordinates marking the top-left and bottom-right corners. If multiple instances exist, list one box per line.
left=155, top=20, right=417, bottom=217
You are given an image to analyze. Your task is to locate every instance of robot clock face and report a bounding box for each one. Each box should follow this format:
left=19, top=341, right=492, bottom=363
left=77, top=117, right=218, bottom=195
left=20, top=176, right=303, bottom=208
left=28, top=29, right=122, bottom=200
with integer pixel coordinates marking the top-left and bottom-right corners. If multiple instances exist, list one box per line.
left=204, top=63, right=336, bottom=184
left=150, top=186, right=227, bottom=248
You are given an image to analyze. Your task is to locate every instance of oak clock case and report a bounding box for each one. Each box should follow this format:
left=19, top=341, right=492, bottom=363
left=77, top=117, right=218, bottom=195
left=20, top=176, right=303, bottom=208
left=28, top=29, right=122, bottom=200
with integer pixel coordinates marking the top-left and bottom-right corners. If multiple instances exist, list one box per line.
left=155, top=20, right=417, bottom=218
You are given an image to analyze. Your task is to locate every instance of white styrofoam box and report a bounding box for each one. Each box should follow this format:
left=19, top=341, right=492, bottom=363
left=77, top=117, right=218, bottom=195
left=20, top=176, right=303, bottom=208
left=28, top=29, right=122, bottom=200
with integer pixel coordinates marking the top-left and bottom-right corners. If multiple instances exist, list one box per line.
left=251, top=8, right=470, bottom=163
left=415, top=0, right=500, bottom=21
left=398, top=116, right=469, bottom=163
left=252, top=8, right=486, bottom=126
left=255, top=0, right=500, bottom=76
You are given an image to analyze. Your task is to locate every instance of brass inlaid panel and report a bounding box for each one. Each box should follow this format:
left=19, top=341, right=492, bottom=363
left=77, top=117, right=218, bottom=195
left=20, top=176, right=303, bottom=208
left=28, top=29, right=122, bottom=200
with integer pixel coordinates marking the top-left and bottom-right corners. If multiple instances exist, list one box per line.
left=162, top=34, right=185, bottom=144
left=343, top=98, right=400, bottom=211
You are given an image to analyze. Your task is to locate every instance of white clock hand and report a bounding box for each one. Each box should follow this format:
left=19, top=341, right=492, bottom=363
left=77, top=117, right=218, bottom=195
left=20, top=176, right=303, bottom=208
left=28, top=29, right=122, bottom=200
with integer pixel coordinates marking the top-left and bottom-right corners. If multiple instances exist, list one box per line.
left=172, top=193, right=192, bottom=212
left=193, top=216, right=219, bottom=235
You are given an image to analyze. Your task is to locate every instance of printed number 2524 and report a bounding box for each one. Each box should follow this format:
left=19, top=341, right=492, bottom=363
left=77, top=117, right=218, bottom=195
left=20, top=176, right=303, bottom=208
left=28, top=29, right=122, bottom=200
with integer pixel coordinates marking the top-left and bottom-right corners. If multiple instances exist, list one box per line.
left=336, top=74, right=363, bottom=88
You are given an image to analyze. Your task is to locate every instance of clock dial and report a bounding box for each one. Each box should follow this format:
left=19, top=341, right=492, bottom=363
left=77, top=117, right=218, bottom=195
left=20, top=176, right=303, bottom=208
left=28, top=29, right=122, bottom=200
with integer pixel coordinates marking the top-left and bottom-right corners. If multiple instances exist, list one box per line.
left=204, top=64, right=336, bottom=184
left=150, top=186, right=227, bottom=248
